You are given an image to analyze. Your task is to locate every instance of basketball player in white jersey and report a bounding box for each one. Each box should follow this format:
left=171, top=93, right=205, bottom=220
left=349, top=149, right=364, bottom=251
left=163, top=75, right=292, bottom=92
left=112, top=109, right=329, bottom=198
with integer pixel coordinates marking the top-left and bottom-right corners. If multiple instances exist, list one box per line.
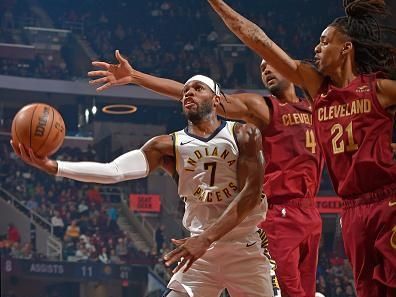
left=11, top=75, right=274, bottom=297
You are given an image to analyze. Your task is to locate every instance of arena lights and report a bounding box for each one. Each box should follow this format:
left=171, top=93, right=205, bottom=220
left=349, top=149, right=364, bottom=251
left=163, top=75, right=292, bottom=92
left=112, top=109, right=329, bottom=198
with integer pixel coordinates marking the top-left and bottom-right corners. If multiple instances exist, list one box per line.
left=102, top=104, right=137, bottom=115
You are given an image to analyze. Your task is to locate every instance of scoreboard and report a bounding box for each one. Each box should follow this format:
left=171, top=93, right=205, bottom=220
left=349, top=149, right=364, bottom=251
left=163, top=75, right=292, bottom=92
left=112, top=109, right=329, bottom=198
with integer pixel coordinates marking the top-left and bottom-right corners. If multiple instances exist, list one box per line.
left=2, top=257, right=148, bottom=283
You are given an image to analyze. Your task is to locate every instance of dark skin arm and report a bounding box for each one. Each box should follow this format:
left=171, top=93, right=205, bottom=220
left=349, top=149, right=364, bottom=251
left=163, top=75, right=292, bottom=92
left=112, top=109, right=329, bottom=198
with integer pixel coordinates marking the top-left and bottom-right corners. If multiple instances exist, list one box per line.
left=164, top=123, right=265, bottom=272
left=10, top=134, right=175, bottom=177
left=88, top=51, right=271, bottom=130
left=376, top=79, right=396, bottom=111
left=88, top=50, right=184, bottom=99
left=207, top=0, right=324, bottom=99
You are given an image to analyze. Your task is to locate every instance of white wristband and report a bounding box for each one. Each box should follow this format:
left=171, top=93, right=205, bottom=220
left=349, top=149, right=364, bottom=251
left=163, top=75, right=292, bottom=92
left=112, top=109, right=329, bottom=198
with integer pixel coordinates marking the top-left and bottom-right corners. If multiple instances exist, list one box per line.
left=56, top=149, right=149, bottom=184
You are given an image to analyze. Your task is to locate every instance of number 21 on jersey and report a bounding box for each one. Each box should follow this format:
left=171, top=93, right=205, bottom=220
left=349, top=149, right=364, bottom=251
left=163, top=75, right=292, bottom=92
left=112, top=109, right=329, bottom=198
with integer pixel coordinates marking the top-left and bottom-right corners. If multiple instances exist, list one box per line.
left=331, top=121, right=358, bottom=154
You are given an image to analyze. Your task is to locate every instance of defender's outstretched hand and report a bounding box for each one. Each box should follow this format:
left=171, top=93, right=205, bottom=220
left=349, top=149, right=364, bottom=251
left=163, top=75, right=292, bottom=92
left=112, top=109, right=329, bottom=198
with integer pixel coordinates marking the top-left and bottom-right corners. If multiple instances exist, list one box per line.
left=10, top=140, right=58, bottom=175
left=88, top=50, right=135, bottom=92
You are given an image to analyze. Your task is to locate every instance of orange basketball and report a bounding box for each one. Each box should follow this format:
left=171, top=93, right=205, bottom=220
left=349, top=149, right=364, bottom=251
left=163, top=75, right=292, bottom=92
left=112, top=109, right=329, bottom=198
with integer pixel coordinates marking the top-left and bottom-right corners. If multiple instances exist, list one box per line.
left=11, top=103, right=66, bottom=157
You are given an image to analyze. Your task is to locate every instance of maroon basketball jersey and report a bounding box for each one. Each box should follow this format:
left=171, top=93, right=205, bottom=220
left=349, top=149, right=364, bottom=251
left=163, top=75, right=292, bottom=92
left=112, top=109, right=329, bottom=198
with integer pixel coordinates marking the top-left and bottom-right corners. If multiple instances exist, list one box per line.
left=313, top=73, right=396, bottom=198
left=262, top=96, right=323, bottom=201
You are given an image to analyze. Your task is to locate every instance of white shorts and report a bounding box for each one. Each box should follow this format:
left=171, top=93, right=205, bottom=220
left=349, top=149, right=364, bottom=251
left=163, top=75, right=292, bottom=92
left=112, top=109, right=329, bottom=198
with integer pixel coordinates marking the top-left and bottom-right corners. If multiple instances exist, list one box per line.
left=167, top=232, right=273, bottom=297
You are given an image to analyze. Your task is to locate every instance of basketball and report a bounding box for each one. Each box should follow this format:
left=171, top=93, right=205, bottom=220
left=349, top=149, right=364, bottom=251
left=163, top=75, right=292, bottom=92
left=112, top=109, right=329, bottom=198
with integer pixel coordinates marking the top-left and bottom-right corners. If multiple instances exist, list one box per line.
left=11, top=103, right=66, bottom=157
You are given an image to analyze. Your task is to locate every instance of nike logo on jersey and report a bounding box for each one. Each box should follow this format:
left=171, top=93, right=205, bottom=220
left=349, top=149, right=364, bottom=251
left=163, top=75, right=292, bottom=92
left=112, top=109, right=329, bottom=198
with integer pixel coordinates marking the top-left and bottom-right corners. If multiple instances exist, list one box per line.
left=246, top=241, right=257, bottom=248
left=355, top=85, right=370, bottom=93
left=389, top=199, right=396, bottom=207
left=180, top=140, right=194, bottom=145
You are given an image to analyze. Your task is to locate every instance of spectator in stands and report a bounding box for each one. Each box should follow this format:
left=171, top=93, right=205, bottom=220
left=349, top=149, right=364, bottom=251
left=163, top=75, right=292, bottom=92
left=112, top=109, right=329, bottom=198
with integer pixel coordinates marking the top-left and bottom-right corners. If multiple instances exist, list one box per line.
left=98, top=208, right=110, bottom=231
left=115, top=237, right=128, bottom=260
left=106, top=206, right=118, bottom=232
left=106, top=238, right=115, bottom=251
left=51, top=211, right=65, bottom=238
left=7, top=223, right=20, bottom=243
left=345, top=284, right=356, bottom=297
left=78, top=215, right=90, bottom=235
left=109, top=248, right=123, bottom=264
left=98, top=247, right=110, bottom=264
left=10, top=242, right=22, bottom=258
left=75, top=243, right=89, bottom=261
left=0, top=236, right=12, bottom=256
left=87, top=185, right=103, bottom=205
left=20, top=242, right=33, bottom=259
left=77, top=199, right=89, bottom=217
left=63, top=235, right=76, bottom=260
left=83, top=235, right=96, bottom=256
left=65, top=220, right=80, bottom=240
left=25, top=196, right=38, bottom=210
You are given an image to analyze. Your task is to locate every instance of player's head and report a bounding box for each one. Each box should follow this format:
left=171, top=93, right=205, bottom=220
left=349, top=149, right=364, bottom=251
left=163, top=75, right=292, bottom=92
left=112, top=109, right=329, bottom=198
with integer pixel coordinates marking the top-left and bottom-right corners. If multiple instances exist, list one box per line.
left=181, top=75, right=221, bottom=123
left=314, top=0, right=396, bottom=77
left=260, top=59, right=292, bottom=97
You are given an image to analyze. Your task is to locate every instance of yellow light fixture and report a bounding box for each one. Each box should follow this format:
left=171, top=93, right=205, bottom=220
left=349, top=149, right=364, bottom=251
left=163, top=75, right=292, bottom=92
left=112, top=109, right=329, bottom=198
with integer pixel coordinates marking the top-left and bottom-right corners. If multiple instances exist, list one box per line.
left=102, top=104, right=137, bottom=115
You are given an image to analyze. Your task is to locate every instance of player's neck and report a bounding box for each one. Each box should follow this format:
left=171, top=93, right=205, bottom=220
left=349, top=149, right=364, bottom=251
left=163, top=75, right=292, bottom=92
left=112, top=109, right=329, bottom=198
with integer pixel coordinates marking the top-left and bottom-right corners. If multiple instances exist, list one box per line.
left=275, top=86, right=299, bottom=104
left=329, top=61, right=358, bottom=88
left=187, top=115, right=222, bottom=138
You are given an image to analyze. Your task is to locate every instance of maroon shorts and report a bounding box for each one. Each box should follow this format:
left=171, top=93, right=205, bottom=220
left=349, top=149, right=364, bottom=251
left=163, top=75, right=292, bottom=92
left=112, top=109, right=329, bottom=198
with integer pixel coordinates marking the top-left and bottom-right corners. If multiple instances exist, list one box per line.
left=341, top=194, right=396, bottom=297
left=259, top=199, right=322, bottom=297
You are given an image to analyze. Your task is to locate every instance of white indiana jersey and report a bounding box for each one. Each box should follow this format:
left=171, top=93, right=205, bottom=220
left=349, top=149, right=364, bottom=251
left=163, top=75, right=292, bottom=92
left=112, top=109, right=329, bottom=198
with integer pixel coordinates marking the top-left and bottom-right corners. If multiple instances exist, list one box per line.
left=173, top=120, right=266, bottom=241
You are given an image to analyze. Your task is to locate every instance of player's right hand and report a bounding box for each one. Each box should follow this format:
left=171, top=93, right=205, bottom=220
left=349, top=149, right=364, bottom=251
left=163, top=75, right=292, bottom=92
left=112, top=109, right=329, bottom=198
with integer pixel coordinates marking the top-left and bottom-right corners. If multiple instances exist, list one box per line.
left=88, top=50, right=135, bottom=92
left=10, top=140, right=58, bottom=175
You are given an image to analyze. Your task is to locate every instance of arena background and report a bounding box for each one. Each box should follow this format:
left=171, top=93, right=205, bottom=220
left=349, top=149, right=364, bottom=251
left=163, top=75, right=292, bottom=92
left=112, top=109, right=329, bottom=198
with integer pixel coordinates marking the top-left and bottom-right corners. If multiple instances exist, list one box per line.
left=0, top=1, right=395, bottom=297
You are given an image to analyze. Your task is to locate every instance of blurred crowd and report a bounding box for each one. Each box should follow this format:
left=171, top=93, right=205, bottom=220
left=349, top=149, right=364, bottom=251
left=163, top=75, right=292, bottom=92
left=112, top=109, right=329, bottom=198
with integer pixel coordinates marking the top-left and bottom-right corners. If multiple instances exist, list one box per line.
left=0, top=141, right=163, bottom=268
left=316, top=249, right=357, bottom=297
left=0, top=0, right=345, bottom=88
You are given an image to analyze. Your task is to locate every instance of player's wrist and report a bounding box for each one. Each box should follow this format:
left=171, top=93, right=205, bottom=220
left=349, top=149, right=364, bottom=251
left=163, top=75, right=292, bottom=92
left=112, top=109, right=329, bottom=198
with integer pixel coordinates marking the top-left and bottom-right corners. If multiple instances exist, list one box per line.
left=45, top=160, right=58, bottom=175
left=129, top=69, right=141, bottom=84
left=199, top=233, right=215, bottom=246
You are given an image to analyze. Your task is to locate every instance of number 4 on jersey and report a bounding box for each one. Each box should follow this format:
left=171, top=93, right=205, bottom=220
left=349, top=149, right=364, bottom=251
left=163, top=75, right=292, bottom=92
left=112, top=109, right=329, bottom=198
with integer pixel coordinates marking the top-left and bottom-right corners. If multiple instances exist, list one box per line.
left=305, top=129, right=316, bottom=154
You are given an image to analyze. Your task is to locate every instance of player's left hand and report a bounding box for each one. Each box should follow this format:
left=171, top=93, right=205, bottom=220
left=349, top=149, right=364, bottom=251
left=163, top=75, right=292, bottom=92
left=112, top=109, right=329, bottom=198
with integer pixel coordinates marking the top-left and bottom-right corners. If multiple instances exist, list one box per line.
left=163, top=236, right=212, bottom=273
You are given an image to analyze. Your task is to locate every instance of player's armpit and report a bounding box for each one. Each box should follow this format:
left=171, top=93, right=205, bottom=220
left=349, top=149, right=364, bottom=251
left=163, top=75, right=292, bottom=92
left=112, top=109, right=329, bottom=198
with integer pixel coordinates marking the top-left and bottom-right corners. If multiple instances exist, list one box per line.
left=141, top=134, right=175, bottom=174
left=160, top=155, right=177, bottom=177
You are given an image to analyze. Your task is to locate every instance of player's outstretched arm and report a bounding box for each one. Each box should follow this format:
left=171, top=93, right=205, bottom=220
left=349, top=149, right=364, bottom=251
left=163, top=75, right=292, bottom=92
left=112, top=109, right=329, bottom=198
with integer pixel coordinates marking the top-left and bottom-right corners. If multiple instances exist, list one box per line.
left=89, top=50, right=271, bottom=124
left=88, top=50, right=184, bottom=99
left=164, top=123, right=265, bottom=272
left=223, top=93, right=271, bottom=130
left=207, top=0, right=323, bottom=98
left=10, top=135, right=174, bottom=183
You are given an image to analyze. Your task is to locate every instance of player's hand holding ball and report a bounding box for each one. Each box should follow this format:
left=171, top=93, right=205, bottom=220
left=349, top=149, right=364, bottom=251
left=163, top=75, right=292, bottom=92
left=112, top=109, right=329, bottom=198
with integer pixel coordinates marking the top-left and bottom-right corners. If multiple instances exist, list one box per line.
left=10, top=103, right=65, bottom=175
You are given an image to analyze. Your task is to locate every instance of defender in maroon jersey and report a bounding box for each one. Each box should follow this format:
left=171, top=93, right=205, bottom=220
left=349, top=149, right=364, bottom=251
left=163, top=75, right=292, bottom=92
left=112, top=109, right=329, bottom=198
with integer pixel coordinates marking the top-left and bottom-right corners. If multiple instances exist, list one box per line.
left=206, top=0, right=396, bottom=296
left=88, top=54, right=324, bottom=296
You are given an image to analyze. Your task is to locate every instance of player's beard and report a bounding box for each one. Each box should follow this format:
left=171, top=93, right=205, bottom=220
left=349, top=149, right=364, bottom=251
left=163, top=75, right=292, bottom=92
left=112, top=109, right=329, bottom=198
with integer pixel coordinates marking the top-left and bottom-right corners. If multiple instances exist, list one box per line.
left=268, top=82, right=283, bottom=98
left=184, top=100, right=213, bottom=124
